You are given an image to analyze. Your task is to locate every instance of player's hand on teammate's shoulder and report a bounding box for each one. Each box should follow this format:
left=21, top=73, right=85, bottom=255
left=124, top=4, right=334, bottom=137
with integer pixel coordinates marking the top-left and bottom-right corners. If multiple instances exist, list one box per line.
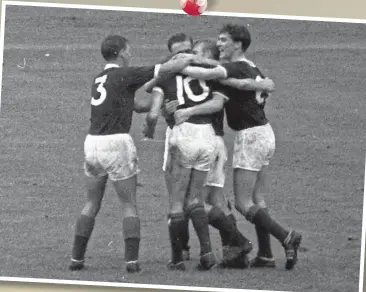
left=174, top=108, right=192, bottom=125
left=192, top=56, right=220, bottom=67
left=163, top=52, right=195, bottom=74
left=164, top=100, right=179, bottom=115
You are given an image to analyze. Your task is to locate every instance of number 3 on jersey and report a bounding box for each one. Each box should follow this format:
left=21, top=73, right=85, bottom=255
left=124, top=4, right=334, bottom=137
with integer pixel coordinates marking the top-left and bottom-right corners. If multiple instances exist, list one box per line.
left=92, top=74, right=108, bottom=106
left=176, top=76, right=210, bottom=105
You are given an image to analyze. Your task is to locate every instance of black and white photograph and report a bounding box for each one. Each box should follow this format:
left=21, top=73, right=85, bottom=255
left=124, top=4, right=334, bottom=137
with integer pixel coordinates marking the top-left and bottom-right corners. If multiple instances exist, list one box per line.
left=0, top=1, right=365, bottom=292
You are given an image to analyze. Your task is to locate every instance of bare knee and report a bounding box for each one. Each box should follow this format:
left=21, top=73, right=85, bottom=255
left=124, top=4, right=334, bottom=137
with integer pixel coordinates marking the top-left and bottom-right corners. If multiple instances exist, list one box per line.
left=186, top=197, right=202, bottom=208
left=234, top=196, right=254, bottom=217
left=235, top=202, right=251, bottom=216
left=112, top=176, right=139, bottom=218
left=204, top=203, right=212, bottom=214
left=170, top=202, right=184, bottom=214
left=125, top=207, right=138, bottom=218
left=253, top=197, right=267, bottom=209
left=83, top=176, right=107, bottom=217
left=205, top=186, right=219, bottom=206
left=81, top=200, right=102, bottom=218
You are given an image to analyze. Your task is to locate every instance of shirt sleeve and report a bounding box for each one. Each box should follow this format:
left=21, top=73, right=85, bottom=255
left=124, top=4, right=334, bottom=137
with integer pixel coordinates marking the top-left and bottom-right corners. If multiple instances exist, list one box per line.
left=124, top=64, right=161, bottom=90
left=221, top=62, right=251, bottom=79
left=152, top=86, right=164, bottom=97
left=210, top=81, right=230, bottom=102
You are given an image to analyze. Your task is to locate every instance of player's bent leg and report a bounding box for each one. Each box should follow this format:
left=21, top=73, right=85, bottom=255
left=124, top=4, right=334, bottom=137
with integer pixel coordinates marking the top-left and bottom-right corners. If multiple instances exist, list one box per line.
left=247, top=201, right=302, bottom=270
left=250, top=165, right=276, bottom=268
left=252, top=168, right=302, bottom=270
left=234, top=124, right=302, bottom=270
left=70, top=175, right=108, bottom=271
left=170, top=122, right=217, bottom=270
left=203, top=185, right=246, bottom=263
left=231, top=125, right=275, bottom=258
left=185, top=168, right=216, bottom=271
left=235, top=169, right=301, bottom=270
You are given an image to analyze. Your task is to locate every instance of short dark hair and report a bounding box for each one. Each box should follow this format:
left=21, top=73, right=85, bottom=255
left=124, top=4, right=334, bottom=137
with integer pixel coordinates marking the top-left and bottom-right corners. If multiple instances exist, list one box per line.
left=220, top=24, right=251, bottom=52
left=193, top=40, right=220, bottom=60
left=101, top=35, right=128, bottom=61
left=167, top=33, right=193, bottom=52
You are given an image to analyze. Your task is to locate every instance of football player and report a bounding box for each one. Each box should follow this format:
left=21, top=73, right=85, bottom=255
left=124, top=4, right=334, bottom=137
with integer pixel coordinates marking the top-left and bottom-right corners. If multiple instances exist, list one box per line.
left=172, top=24, right=302, bottom=270
left=68, top=34, right=194, bottom=273
left=144, top=35, right=274, bottom=270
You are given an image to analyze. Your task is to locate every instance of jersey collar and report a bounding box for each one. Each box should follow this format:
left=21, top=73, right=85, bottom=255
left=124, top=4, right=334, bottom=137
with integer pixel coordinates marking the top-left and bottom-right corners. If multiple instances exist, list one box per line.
left=236, top=57, right=249, bottom=62
left=104, top=64, right=119, bottom=70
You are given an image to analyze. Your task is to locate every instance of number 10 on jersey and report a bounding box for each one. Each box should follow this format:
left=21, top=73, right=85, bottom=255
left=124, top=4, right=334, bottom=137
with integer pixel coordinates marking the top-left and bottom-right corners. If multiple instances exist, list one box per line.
left=176, top=76, right=210, bottom=105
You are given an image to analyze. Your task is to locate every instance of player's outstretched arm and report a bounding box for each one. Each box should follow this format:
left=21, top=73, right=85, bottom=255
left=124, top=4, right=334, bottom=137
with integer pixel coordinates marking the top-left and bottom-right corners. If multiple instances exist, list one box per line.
left=220, top=77, right=276, bottom=92
left=142, top=88, right=164, bottom=139
left=158, top=53, right=194, bottom=77
left=174, top=93, right=227, bottom=125
left=129, top=53, right=193, bottom=93
left=143, top=54, right=193, bottom=93
left=180, top=65, right=228, bottom=80
left=192, top=56, right=221, bottom=67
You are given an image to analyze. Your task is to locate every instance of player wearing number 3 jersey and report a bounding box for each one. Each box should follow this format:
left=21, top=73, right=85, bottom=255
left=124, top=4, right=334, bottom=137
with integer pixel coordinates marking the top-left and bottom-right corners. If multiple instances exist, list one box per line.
left=180, top=24, right=302, bottom=271
left=69, top=35, right=194, bottom=274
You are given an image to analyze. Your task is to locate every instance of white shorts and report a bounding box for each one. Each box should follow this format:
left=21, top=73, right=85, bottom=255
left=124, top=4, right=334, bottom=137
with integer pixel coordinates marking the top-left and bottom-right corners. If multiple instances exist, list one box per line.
left=204, top=135, right=228, bottom=188
left=168, top=122, right=216, bottom=172
left=232, top=123, right=276, bottom=171
left=162, top=126, right=172, bottom=172
left=84, top=133, right=139, bottom=181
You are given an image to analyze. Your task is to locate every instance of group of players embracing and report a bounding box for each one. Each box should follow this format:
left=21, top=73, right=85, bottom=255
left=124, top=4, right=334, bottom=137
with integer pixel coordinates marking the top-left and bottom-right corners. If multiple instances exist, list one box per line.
left=68, top=22, right=302, bottom=275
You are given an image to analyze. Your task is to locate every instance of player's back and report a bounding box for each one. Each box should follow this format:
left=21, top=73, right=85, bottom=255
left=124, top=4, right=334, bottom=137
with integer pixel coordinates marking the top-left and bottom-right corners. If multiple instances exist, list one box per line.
left=221, top=60, right=268, bottom=131
left=157, top=72, right=217, bottom=125
left=89, top=66, right=135, bottom=135
left=160, top=73, right=218, bottom=173
left=89, top=64, right=157, bottom=135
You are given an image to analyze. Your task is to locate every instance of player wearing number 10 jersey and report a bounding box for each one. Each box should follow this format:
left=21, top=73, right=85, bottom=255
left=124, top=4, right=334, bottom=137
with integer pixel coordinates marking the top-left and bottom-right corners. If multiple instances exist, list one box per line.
left=69, top=34, right=194, bottom=273
left=180, top=24, right=302, bottom=270
left=144, top=35, right=275, bottom=269
left=151, top=51, right=233, bottom=271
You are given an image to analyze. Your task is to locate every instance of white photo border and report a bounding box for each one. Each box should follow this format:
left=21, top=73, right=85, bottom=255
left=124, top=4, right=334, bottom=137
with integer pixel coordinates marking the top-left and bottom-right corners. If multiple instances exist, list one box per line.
left=0, top=2, right=365, bottom=292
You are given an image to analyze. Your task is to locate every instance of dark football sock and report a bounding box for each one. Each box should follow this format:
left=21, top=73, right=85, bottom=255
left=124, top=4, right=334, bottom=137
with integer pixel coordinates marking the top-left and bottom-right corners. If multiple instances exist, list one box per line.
left=71, top=215, right=95, bottom=260
left=254, top=208, right=273, bottom=258
left=168, top=212, right=186, bottom=263
left=187, top=204, right=212, bottom=256
left=249, top=206, right=289, bottom=245
left=208, top=206, right=232, bottom=246
left=208, top=206, right=250, bottom=248
left=123, top=217, right=141, bottom=262
left=181, top=214, right=190, bottom=251
left=226, top=213, right=237, bottom=228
